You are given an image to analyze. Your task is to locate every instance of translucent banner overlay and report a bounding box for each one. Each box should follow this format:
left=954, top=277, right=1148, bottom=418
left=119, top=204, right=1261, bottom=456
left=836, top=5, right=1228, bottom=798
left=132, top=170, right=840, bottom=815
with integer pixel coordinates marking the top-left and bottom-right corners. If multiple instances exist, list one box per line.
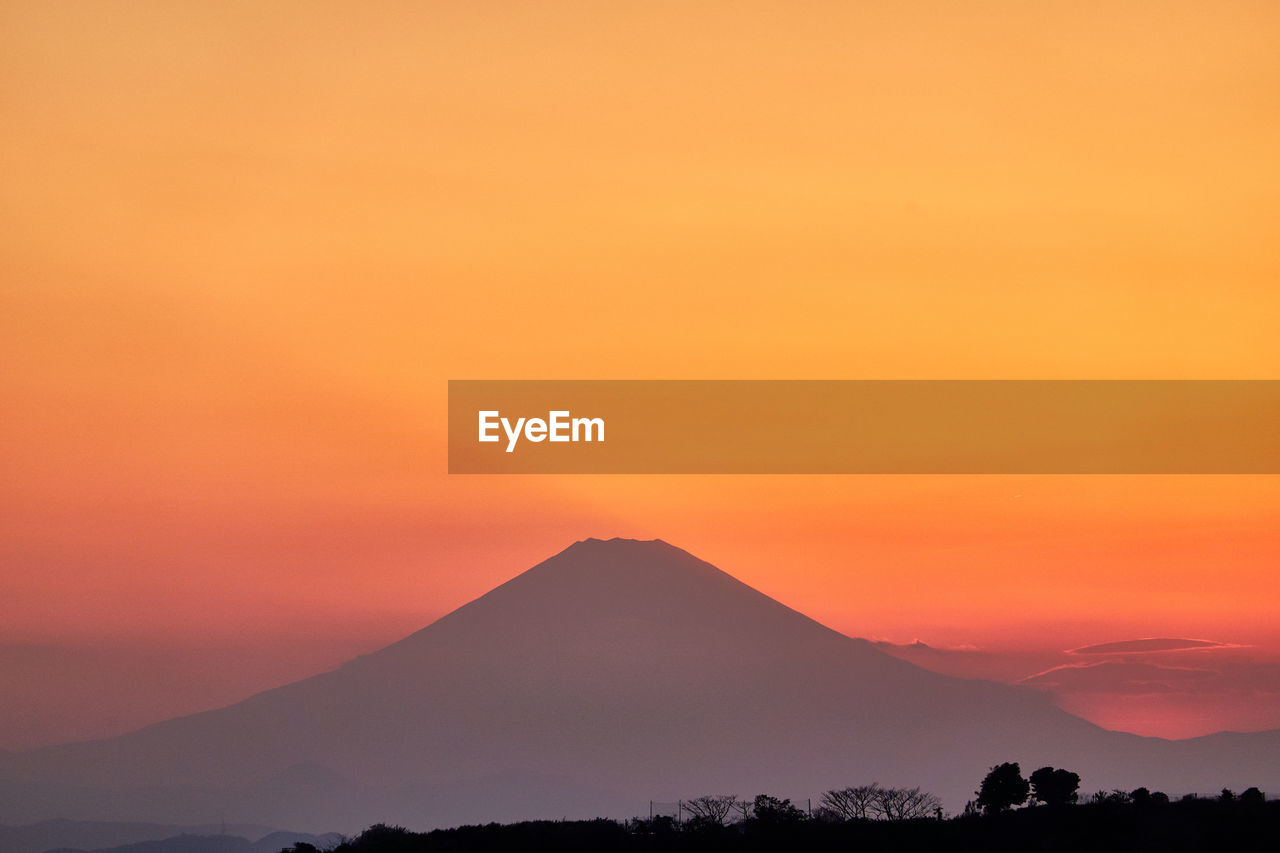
left=448, top=381, right=1280, bottom=474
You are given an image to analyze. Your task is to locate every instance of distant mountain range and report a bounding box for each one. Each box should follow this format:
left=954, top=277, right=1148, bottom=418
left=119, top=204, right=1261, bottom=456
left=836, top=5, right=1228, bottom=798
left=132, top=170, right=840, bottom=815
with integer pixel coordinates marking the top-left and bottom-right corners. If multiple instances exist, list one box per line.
left=0, top=819, right=340, bottom=853
left=2, top=538, right=1276, bottom=834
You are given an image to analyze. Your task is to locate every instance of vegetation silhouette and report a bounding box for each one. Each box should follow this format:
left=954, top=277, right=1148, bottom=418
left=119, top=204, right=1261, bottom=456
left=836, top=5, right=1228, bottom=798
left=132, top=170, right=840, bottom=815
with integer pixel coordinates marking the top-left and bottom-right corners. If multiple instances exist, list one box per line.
left=280, top=771, right=1275, bottom=853
left=816, top=783, right=940, bottom=821
left=1029, top=766, right=1081, bottom=807
left=747, top=794, right=807, bottom=828
left=679, top=795, right=740, bottom=827
left=976, top=762, right=1030, bottom=815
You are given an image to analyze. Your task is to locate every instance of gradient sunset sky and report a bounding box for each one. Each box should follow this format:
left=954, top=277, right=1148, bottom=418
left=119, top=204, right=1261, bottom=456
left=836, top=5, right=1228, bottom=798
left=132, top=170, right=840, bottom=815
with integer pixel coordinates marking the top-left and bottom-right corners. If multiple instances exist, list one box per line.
left=2, top=1, right=1278, bottom=748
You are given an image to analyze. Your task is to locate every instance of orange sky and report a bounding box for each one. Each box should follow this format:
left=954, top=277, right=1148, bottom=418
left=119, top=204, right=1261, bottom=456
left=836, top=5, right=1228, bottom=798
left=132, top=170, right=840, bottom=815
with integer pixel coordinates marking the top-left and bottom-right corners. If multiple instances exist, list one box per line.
left=2, top=1, right=1279, bottom=746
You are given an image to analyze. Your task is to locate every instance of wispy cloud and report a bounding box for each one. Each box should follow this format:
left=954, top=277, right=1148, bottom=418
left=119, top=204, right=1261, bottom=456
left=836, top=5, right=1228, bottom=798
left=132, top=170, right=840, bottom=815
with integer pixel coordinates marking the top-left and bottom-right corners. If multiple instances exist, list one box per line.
left=1067, top=637, right=1245, bottom=655
left=878, top=634, right=1280, bottom=738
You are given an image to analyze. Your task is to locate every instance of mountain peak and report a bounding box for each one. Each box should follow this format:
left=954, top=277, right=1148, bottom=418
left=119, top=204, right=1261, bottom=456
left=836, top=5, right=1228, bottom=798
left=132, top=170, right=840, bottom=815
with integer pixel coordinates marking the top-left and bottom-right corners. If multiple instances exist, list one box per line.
left=567, top=536, right=674, bottom=551
left=531, top=536, right=721, bottom=586
left=501, top=536, right=736, bottom=600
left=380, top=537, right=848, bottom=658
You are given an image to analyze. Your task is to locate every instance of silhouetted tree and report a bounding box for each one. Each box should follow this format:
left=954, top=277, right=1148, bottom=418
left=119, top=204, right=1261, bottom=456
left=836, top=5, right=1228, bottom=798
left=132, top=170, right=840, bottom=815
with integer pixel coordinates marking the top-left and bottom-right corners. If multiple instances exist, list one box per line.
left=1219, top=787, right=1236, bottom=802
left=873, top=786, right=943, bottom=820
left=1029, top=766, right=1080, bottom=807
left=1240, top=786, right=1265, bottom=805
left=820, top=783, right=881, bottom=820
left=1130, top=786, right=1152, bottom=807
left=976, top=762, right=1029, bottom=815
left=1151, top=790, right=1171, bottom=805
left=341, top=824, right=414, bottom=853
left=1091, top=789, right=1131, bottom=806
left=682, top=794, right=739, bottom=826
left=627, top=814, right=678, bottom=838
left=751, top=794, right=807, bottom=826
left=820, top=784, right=940, bottom=821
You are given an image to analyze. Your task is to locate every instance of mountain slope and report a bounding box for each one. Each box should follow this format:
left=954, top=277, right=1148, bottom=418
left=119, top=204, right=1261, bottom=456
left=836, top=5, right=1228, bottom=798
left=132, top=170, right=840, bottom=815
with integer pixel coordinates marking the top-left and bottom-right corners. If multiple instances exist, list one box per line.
left=2, top=538, right=1276, bottom=831
left=0, top=819, right=332, bottom=853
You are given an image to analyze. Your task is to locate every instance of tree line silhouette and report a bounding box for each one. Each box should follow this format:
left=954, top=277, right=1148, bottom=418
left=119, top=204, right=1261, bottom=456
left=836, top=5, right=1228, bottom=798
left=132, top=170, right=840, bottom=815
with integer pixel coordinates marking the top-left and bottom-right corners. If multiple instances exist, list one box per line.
left=669, top=785, right=941, bottom=827
left=284, top=764, right=1274, bottom=852
left=970, top=760, right=1268, bottom=816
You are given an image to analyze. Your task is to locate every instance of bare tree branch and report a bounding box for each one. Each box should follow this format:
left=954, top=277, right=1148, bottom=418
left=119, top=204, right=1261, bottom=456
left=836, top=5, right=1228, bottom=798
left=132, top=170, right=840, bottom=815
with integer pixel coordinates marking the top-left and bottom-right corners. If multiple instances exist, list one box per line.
left=821, top=784, right=940, bottom=821
left=682, top=795, right=739, bottom=825
left=820, top=784, right=882, bottom=820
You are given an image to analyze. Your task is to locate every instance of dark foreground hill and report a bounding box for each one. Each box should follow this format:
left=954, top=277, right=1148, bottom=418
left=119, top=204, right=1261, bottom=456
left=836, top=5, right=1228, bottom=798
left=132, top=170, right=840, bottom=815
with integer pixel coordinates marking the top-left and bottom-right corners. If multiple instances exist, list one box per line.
left=2, top=538, right=1278, bottom=832
left=306, top=797, right=1280, bottom=853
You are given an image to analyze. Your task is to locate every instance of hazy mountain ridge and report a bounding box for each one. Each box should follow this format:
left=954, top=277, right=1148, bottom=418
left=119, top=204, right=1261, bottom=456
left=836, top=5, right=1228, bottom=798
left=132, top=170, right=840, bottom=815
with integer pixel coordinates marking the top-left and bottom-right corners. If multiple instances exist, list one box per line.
left=1, top=538, right=1276, bottom=832
left=0, top=818, right=340, bottom=853
left=42, top=831, right=344, bottom=853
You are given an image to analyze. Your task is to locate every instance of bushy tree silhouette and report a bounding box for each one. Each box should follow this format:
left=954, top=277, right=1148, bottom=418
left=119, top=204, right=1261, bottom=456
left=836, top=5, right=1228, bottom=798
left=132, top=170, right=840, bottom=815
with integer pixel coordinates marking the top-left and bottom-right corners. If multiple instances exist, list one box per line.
left=1090, top=789, right=1132, bottom=806
left=1029, top=766, right=1080, bottom=807
left=750, top=794, right=807, bottom=826
left=628, top=814, right=678, bottom=838
left=337, top=823, right=414, bottom=853
left=976, top=762, right=1029, bottom=815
